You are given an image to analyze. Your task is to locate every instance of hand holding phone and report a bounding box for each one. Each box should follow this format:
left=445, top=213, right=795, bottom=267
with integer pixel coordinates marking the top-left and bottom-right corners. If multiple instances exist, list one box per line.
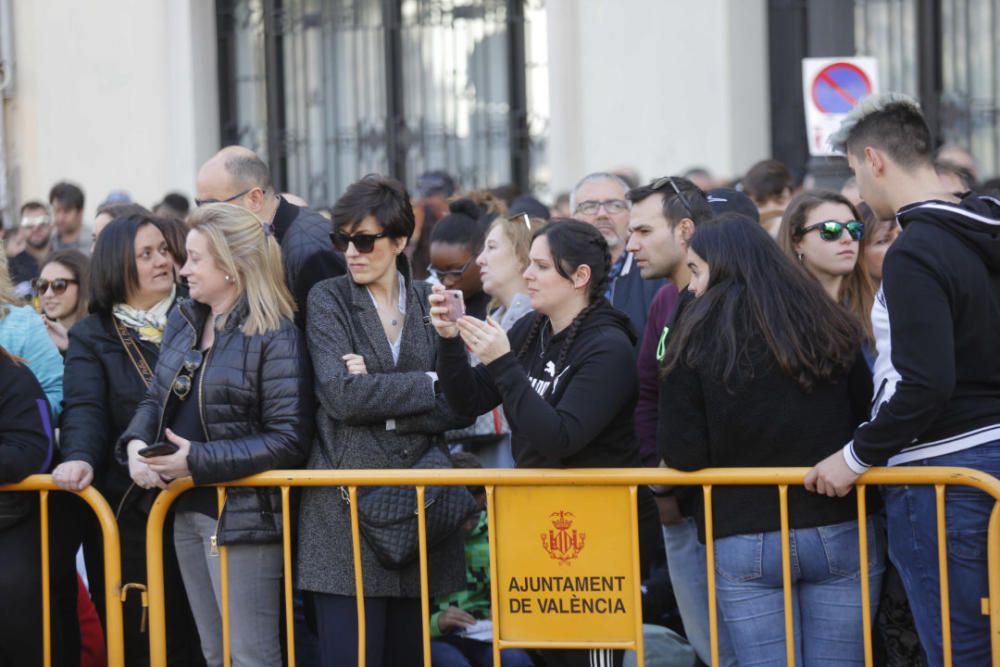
left=137, top=441, right=180, bottom=458
left=443, top=289, right=465, bottom=322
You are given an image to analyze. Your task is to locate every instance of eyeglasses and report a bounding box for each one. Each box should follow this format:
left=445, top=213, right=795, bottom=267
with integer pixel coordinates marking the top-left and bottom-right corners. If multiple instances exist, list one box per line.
left=194, top=187, right=257, bottom=208
left=799, top=220, right=865, bottom=242
left=650, top=176, right=696, bottom=220
left=428, top=255, right=476, bottom=283
left=330, top=230, right=390, bottom=253
left=32, top=278, right=79, bottom=295
left=509, top=213, right=534, bottom=233
left=575, top=199, right=629, bottom=216
left=171, top=349, right=204, bottom=400
left=20, top=214, right=51, bottom=229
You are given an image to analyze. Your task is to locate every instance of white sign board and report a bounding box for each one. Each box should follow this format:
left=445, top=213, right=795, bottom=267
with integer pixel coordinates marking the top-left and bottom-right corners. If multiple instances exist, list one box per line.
left=802, top=57, right=879, bottom=157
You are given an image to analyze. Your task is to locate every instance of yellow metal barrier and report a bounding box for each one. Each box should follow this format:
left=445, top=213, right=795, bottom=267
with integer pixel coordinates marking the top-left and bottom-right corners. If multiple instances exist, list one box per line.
left=141, top=466, right=1000, bottom=667
left=0, top=475, right=125, bottom=667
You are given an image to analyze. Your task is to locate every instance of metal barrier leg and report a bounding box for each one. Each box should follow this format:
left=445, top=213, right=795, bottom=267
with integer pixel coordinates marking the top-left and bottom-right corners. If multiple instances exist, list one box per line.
left=417, top=486, right=431, bottom=667
left=857, top=486, right=873, bottom=667
left=348, top=486, right=367, bottom=667
left=486, top=485, right=502, bottom=667
left=936, top=485, right=953, bottom=667
left=217, top=487, right=231, bottom=667
left=40, top=489, right=51, bottom=667
left=628, top=486, right=644, bottom=666
left=987, top=503, right=1000, bottom=666
left=778, top=485, right=795, bottom=667
left=703, top=485, right=719, bottom=667
left=281, top=486, right=296, bottom=667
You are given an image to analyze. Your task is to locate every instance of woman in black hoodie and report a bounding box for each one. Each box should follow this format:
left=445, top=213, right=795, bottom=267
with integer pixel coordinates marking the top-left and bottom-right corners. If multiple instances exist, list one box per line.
left=431, top=219, right=642, bottom=667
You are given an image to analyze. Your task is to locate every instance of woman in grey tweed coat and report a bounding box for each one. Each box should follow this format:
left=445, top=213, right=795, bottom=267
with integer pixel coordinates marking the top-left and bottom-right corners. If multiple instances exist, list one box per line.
left=297, top=175, right=470, bottom=667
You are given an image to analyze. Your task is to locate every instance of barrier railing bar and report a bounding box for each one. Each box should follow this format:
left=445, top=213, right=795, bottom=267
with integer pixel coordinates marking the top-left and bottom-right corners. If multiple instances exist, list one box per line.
left=40, top=489, right=52, bottom=667
left=703, top=484, right=719, bottom=667
left=486, top=485, right=502, bottom=667
left=280, top=486, right=296, bottom=667
left=217, top=487, right=231, bottom=667
left=417, top=486, right=432, bottom=667
left=937, top=484, right=953, bottom=667
left=857, top=486, right=873, bottom=667
left=778, top=485, right=795, bottom=667
left=628, top=485, right=645, bottom=666
left=348, top=485, right=366, bottom=667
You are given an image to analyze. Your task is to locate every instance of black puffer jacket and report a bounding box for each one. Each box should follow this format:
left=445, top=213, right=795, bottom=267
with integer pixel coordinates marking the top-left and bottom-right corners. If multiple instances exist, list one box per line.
left=117, top=298, right=313, bottom=544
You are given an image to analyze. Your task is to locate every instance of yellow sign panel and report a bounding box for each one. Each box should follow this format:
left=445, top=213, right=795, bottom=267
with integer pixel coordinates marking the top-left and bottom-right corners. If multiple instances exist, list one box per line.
left=493, top=486, right=638, bottom=642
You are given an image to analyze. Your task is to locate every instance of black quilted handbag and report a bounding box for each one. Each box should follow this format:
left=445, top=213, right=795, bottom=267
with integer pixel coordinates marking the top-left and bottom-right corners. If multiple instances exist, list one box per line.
left=351, top=445, right=477, bottom=569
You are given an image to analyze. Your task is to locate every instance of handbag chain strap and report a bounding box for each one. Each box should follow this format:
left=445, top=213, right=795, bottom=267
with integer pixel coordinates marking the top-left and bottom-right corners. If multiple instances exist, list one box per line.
left=113, top=316, right=154, bottom=388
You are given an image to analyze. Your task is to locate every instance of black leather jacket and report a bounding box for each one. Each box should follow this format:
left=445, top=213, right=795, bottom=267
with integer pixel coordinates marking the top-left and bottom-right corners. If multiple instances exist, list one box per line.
left=117, top=298, right=313, bottom=544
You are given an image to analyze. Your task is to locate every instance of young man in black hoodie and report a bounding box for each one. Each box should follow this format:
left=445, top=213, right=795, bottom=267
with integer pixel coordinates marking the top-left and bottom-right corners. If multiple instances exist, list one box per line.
left=806, top=93, right=1000, bottom=664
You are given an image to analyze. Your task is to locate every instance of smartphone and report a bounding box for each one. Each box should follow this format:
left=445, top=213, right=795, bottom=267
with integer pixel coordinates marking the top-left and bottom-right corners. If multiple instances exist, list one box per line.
left=137, top=441, right=179, bottom=458
left=443, top=289, right=465, bottom=322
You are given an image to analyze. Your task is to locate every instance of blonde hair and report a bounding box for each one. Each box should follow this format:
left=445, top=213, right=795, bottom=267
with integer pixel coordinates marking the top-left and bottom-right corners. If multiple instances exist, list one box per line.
left=485, top=213, right=547, bottom=313
left=0, top=244, right=21, bottom=318
left=187, top=203, right=295, bottom=336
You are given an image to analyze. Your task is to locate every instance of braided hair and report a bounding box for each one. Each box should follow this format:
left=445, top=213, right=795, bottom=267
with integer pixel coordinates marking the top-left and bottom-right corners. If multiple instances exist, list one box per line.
left=515, top=218, right=612, bottom=376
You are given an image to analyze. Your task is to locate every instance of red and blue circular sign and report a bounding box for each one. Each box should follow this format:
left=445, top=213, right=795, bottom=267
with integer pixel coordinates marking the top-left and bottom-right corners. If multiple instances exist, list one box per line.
left=811, top=62, right=872, bottom=113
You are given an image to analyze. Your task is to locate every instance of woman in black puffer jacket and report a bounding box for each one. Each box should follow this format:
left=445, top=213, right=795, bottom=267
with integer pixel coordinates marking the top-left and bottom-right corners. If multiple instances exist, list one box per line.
left=117, top=203, right=313, bottom=667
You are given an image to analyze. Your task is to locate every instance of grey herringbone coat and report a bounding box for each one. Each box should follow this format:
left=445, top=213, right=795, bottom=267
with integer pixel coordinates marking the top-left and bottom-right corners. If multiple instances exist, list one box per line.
left=297, top=275, right=470, bottom=597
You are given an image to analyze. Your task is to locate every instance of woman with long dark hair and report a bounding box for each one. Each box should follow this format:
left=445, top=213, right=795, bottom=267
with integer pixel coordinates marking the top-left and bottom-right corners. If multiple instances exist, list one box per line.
left=431, top=219, right=648, bottom=667
left=51, top=212, right=203, bottom=665
left=659, top=215, right=884, bottom=665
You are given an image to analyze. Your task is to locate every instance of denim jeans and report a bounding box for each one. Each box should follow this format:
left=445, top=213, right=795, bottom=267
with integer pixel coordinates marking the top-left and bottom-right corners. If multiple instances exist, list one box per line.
left=431, top=636, right=534, bottom=667
left=881, top=440, right=1000, bottom=666
left=662, top=517, right=738, bottom=666
left=173, top=511, right=283, bottom=667
left=713, top=517, right=886, bottom=666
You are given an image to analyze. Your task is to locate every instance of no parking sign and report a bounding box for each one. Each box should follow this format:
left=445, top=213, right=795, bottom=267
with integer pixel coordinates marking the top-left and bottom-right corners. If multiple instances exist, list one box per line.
left=802, top=57, right=879, bottom=156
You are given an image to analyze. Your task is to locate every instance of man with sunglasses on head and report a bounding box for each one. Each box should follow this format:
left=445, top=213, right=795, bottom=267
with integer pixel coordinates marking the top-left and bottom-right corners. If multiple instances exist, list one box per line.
left=5, top=201, right=55, bottom=300
left=195, top=146, right=346, bottom=328
left=571, top=172, right=665, bottom=342
left=806, top=93, right=1000, bottom=665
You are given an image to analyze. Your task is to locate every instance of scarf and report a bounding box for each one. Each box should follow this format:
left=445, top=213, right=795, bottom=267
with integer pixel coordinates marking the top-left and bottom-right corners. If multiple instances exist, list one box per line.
left=112, top=286, right=175, bottom=344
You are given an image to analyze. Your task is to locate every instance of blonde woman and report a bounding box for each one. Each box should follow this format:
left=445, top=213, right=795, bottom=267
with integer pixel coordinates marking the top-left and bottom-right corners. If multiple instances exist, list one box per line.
left=117, top=203, right=313, bottom=666
left=478, top=214, right=545, bottom=329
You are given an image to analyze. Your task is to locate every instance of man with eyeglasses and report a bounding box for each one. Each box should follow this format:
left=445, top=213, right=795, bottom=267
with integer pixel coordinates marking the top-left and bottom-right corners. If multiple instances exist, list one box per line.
left=195, top=146, right=345, bottom=328
left=571, top=172, right=664, bottom=341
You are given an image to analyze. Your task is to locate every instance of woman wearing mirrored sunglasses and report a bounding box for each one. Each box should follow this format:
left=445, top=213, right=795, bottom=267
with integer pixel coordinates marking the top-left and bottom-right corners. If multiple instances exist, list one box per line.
left=36, top=250, right=90, bottom=353
left=300, top=175, right=470, bottom=667
left=52, top=212, right=205, bottom=664
left=660, top=215, right=883, bottom=665
left=115, top=203, right=312, bottom=667
left=778, top=190, right=876, bottom=362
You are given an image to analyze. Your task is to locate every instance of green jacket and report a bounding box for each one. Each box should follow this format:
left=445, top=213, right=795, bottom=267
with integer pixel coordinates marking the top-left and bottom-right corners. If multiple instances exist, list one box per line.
left=430, top=511, right=491, bottom=638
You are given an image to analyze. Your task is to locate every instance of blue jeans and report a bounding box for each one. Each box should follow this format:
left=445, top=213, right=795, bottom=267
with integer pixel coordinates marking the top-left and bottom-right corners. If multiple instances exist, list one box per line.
left=431, top=636, right=534, bottom=667
left=881, top=440, right=1000, bottom=666
left=662, top=517, right=738, bottom=666
left=713, top=517, right=885, bottom=666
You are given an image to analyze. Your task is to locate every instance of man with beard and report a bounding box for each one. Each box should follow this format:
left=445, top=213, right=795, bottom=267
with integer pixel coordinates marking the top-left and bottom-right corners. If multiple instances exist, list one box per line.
left=5, top=201, right=54, bottom=300
left=571, top=172, right=664, bottom=339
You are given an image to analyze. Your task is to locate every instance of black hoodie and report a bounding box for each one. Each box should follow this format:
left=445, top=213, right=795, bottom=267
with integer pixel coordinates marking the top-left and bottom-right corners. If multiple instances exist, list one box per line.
left=437, top=300, right=640, bottom=468
left=846, top=192, right=1000, bottom=470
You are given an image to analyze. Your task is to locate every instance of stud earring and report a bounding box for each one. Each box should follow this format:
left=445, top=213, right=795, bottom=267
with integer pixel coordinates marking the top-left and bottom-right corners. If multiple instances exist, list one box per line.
left=796, top=253, right=803, bottom=262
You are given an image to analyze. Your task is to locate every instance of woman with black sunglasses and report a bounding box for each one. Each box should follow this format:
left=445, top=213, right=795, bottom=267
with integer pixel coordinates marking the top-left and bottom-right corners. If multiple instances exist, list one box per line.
left=298, top=175, right=469, bottom=667
left=52, top=212, right=205, bottom=665
left=36, top=249, right=90, bottom=353
left=116, top=203, right=311, bottom=666
left=777, top=190, right=876, bottom=360
left=659, top=215, right=883, bottom=665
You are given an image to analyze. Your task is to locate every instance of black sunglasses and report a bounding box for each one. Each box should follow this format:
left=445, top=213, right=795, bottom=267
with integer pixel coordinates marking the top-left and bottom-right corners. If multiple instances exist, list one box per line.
left=33, top=278, right=79, bottom=295
left=799, top=220, right=865, bottom=242
left=650, top=176, right=696, bottom=220
left=330, top=230, right=390, bottom=254
left=171, top=349, right=205, bottom=400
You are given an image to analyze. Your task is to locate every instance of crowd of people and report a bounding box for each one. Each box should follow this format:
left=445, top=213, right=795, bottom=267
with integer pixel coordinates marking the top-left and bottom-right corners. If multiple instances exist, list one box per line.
left=2, top=92, right=1000, bottom=667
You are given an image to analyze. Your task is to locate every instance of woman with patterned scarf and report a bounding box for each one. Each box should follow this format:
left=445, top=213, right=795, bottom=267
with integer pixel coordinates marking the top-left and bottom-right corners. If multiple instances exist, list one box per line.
left=52, top=213, right=204, bottom=666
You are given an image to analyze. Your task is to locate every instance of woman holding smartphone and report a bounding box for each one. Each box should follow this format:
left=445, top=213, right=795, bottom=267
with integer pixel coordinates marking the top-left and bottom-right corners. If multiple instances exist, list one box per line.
left=117, top=203, right=312, bottom=666
left=430, top=219, right=644, bottom=667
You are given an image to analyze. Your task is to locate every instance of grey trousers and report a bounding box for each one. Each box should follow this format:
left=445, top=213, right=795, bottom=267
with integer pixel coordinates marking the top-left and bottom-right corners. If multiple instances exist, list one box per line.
left=173, top=510, right=283, bottom=667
